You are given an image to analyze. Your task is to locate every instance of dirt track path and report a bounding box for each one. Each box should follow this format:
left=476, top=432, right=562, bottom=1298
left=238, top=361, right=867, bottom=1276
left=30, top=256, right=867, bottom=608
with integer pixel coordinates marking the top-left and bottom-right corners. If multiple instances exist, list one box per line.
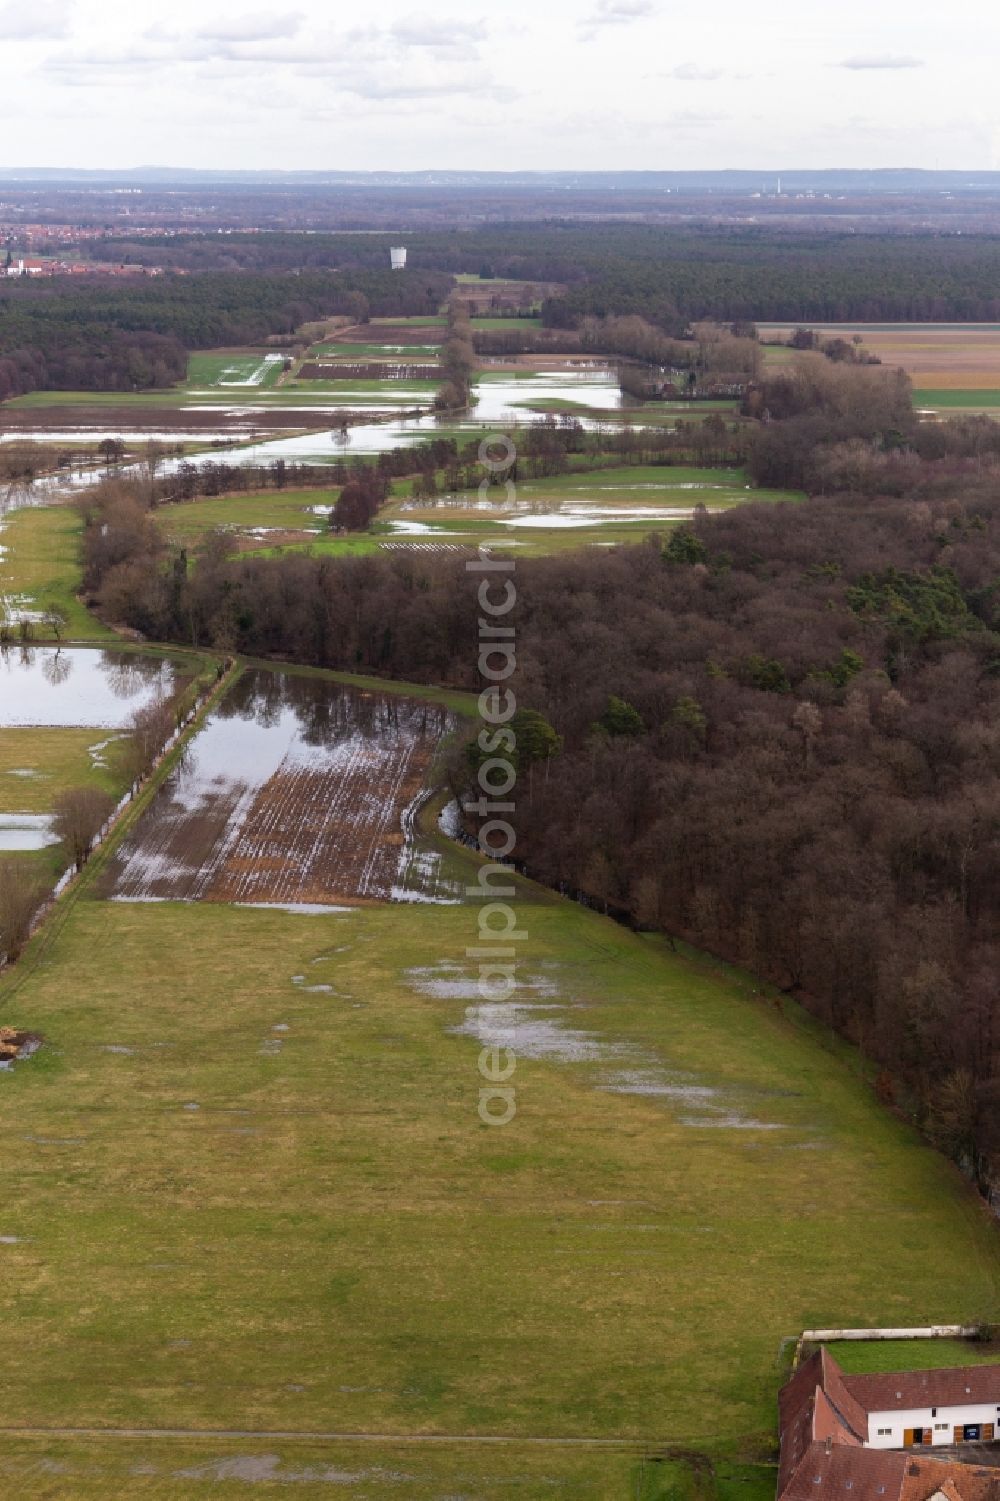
left=0, top=1426, right=655, bottom=1449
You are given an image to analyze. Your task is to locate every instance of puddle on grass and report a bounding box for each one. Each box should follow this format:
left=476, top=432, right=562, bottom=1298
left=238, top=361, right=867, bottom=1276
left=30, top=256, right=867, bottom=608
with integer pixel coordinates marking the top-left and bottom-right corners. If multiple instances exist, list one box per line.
left=291, top=975, right=335, bottom=994
left=172, top=1457, right=390, bottom=1484
left=452, top=1001, right=618, bottom=1064
left=234, top=902, right=354, bottom=915
left=407, top=962, right=791, bottom=1131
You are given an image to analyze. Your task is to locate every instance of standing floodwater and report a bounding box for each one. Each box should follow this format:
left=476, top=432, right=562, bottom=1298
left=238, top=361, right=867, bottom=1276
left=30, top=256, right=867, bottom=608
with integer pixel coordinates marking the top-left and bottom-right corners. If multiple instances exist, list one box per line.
left=0, top=647, right=179, bottom=728
left=101, top=668, right=458, bottom=908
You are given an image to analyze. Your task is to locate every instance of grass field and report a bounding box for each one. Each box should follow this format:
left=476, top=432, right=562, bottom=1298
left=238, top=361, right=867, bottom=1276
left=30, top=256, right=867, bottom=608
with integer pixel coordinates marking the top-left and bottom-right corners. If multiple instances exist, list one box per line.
left=372, top=315, right=447, bottom=327
left=0, top=831, right=996, bottom=1485
left=913, top=389, right=1000, bottom=409
left=470, top=316, right=542, bottom=329
left=366, top=465, right=804, bottom=554
left=186, top=352, right=287, bottom=390
left=0, top=505, right=113, bottom=640
left=311, top=341, right=443, bottom=359
left=0, top=727, right=123, bottom=813
left=0, top=466, right=999, bottom=1497
left=827, top=1339, right=1000, bottom=1374
left=150, top=467, right=801, bottom=559
left=153, top=488, right=331, bottom=546
left=0, top=1436, right=686, bottom=1499
left=0, top=725, right=126, bottom=887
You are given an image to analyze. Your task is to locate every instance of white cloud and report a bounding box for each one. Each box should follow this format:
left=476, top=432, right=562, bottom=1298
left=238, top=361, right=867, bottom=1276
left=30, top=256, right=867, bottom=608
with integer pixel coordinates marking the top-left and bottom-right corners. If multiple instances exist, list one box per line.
left=192, top=11, right=305, bottom=42
left=581, top=0, right=656, bottom=35
left=838, top=53, right=924, bottom=70
left=667, top=63, right=726, bottom=81
left=390, top=13, right=483, bottom=55
left=0, top=0, right=72, bottom=39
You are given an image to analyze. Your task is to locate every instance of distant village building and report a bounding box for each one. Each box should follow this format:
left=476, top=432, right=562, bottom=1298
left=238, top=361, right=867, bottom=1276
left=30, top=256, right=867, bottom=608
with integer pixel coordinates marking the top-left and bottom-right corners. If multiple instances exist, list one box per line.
left=5, top=257, right=47, bottom=277
left=389, top=246, right=407, bottom=271
left=778, top=1349, right=1000, bottom=1501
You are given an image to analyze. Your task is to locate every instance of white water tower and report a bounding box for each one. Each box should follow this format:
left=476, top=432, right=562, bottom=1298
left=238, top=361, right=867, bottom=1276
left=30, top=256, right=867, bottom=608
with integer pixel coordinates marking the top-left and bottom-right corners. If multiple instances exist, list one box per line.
left=390, top=246, right=407, bottom=271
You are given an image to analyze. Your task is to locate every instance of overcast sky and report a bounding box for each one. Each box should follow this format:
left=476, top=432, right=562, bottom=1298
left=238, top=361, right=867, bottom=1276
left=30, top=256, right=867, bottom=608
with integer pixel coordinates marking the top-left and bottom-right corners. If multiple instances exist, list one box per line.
left=0, top=0, right=996, bottom=172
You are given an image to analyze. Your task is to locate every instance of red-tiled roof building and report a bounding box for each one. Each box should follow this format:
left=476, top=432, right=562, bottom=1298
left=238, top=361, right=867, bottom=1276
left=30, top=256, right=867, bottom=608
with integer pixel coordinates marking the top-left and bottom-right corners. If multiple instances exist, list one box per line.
left=778, top=1350, right=1000, bottom=1501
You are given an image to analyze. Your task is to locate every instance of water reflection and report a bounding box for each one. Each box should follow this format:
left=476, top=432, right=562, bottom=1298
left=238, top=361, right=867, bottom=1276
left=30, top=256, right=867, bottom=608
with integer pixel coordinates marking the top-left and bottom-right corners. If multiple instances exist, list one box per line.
left=0, top=646, right=179, bottom=727
left=41, top=648, right=73, bottom=688
left=104, top=668, right=456, bottom=906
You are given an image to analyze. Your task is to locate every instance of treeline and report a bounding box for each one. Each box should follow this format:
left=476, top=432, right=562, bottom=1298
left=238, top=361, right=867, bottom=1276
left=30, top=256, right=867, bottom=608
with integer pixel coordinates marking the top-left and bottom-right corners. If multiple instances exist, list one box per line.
left=0, top=268, right=452, bottom=399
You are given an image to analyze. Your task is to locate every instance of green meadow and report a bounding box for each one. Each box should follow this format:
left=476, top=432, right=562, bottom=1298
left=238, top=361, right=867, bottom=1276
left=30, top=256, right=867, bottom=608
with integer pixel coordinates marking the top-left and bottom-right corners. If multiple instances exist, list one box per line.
left=0, top=827, right=996, bottom=1492
left=913, top=389, right=1000, bottom=409
left=0, top=728, right=123, bottom=814
left=147, top=466, right=802, bottom=560
left=0, top=505, right=113, bottom=640
left=828, top=1339, right=1000, bottom=1374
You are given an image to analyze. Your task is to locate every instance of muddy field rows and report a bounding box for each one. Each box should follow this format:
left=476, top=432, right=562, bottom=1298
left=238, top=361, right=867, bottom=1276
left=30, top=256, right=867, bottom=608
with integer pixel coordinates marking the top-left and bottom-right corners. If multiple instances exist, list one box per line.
left=101, top=668, right=455, bottom=908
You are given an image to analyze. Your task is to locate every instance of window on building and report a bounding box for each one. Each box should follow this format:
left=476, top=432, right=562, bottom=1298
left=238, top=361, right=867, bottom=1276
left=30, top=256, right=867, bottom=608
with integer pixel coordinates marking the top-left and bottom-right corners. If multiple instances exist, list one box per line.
left=877, top=1429, right=892, bottom=1437
left=935, top=1424, right=948, bottom=1431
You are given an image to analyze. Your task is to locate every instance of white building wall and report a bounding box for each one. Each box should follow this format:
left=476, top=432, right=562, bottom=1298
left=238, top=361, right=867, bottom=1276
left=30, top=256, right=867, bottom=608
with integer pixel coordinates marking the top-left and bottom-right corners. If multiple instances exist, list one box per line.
left=866, top=1403, right=1000, bottom=1448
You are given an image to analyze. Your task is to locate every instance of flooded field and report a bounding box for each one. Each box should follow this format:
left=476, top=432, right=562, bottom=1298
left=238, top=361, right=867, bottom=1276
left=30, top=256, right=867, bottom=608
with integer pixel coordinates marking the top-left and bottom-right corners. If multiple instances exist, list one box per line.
left=3, top=369, right=643, bottom=507
left=0, top=812, right=58, bottom=851
left=157, top=369, right=632, bottom=467
left=0, top=647, right=179, bottom=728
left=102, top=668, right=456, bottom=907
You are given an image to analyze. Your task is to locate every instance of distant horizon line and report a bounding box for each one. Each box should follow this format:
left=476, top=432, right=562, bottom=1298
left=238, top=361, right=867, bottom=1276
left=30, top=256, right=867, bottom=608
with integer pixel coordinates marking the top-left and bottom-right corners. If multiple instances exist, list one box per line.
left=2, top=166, right=1000, bottom=181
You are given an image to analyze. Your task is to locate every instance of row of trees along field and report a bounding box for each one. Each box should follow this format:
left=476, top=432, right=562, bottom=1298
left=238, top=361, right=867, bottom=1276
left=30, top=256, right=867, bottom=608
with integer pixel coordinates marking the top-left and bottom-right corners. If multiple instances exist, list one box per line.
left=76, top=355, right=1000, bottom=1200
left=83, top=224, right=1000, bottom=322
left=434, top=301, right=476, bottom=411
left=0, top=269, right=452, bottom=399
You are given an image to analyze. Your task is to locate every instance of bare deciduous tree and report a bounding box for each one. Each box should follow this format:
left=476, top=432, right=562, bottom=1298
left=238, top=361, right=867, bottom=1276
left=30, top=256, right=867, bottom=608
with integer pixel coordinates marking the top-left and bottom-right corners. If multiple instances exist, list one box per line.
left=52, top=787, right=116, bottom=871
left=0, top=865, right=45, bottom=963
left=120, top=697, right=176, bottom=784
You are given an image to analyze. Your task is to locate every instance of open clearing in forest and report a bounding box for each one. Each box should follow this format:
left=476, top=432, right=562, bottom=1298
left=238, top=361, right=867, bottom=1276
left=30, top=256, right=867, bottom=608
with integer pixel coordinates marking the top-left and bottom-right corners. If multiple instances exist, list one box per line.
left=152, top=487, right=332, bottom=547
left=101, top=667, right=456, bottom=907
left=186, top=352, right=288, bottom=390
left=151, top=466, right=802, bottom=559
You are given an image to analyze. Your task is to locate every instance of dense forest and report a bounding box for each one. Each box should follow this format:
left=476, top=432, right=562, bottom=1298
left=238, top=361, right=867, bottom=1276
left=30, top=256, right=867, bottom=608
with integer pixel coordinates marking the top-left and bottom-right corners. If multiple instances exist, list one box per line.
left=0, top=268, right=451, bottom=399
left=87, top=224, right=1000, bottom=323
